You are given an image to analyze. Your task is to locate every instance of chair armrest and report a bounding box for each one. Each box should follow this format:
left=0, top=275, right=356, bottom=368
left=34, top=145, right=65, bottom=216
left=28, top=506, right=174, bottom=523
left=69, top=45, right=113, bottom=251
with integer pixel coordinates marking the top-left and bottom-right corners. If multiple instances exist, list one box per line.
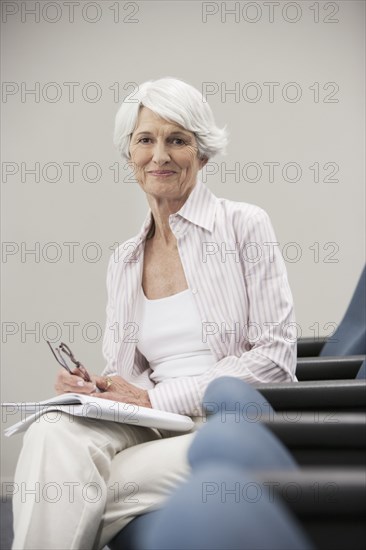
left=263, top=412, right=366, bottom=449
left=258, top=468, right=366, bottom=517
left=296, top=355, right=366, bottom=381
left=255, top=379, right=366, bottom=411
left=297, top=337, right=328, bottom=357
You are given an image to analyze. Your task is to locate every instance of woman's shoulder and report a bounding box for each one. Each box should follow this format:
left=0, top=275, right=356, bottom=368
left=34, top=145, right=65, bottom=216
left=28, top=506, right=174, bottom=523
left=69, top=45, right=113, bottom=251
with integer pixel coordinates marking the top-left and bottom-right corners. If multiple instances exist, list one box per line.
left=216, top=195, right=271, bottom=227
left=113, top=236, right=142, bottom=259
left=105, top=234, right=144, bottom=279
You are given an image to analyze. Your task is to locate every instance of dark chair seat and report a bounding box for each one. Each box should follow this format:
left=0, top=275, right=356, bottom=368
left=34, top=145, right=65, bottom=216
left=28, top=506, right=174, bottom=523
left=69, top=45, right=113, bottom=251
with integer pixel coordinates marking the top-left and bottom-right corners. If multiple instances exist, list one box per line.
left=297, top=337, right=328, bottom=357
left=256, top=379, right=366, bottom=412
left=259, top=468, right=366, bottom=550
left=264, top=411, right=366, bottom=466
left=296, top=355, right=365, bottom=381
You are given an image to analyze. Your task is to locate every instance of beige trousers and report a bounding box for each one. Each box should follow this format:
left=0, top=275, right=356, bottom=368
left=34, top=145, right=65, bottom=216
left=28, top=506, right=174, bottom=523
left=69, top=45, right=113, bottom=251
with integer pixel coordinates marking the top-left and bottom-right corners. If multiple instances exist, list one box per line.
left=12, top=412, right=201, bottom=550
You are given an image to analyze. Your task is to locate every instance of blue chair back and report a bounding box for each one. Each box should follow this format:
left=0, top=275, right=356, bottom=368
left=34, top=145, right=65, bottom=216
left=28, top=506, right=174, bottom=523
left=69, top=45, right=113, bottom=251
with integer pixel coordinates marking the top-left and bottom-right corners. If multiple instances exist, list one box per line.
left=321, top=266, right=366, bottom=356
left=356, top=359, right=366, bottom=379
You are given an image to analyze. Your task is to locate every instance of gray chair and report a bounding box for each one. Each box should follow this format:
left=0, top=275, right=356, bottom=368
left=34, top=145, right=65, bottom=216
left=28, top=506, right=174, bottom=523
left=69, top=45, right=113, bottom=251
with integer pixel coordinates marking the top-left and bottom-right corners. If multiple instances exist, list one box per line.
left=110, top=378, right=312, bottom=550
left=130, top=378, right=312, bottom=550
left=109, top=377, right=366, bottom=549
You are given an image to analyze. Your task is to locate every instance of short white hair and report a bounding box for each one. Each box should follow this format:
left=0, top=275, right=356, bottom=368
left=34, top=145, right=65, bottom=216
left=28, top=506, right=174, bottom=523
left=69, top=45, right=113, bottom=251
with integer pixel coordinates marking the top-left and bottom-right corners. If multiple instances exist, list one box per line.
left=113, top=77, right=228, bottom=161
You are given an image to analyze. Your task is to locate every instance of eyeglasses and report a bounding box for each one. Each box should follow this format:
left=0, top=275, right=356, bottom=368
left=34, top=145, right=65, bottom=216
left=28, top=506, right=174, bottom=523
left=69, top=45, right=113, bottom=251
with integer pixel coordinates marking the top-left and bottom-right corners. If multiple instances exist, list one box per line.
left=47, top=341, right=92, bottom=383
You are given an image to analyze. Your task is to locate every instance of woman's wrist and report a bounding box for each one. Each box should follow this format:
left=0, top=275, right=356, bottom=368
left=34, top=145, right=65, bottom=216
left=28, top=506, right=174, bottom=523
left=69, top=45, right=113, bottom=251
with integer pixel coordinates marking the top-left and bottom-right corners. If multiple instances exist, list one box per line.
left=141, top=390, right=152, bottom=408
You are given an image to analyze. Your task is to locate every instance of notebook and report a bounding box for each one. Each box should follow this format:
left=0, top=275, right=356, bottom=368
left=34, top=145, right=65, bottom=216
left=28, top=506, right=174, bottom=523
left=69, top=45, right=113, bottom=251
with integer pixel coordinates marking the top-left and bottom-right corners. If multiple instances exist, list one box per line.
left=2, top=393, right=195, bottom=436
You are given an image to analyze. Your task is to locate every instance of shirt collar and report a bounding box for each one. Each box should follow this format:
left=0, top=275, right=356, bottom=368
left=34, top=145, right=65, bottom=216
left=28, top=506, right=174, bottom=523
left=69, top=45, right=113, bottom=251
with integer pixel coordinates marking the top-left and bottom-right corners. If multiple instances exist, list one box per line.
left=136, top=177, right=218, bottom=245
left=176, top=176, right=218, bottom=232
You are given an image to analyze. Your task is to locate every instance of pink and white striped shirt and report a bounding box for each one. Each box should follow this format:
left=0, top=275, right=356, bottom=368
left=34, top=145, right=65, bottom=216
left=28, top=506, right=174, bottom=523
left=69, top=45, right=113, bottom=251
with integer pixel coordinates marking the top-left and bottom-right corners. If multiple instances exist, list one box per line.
left=102, top=178, right=297, bottom=416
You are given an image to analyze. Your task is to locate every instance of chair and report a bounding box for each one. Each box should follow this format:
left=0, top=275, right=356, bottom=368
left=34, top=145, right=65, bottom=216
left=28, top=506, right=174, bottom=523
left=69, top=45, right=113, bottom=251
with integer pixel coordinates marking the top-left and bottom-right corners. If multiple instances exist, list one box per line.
left=109, top=377, right=366, bottom=549
left=114, top=464, right=366, bottom=549
left=110, top=379, right=312, bottom=550
left=135, top=379, right=313, bottom=550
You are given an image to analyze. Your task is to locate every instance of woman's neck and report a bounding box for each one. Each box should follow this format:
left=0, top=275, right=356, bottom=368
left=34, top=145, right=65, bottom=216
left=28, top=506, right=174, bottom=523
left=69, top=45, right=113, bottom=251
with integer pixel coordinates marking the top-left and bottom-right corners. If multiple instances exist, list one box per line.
left=146, top=196, right=185, bottom=245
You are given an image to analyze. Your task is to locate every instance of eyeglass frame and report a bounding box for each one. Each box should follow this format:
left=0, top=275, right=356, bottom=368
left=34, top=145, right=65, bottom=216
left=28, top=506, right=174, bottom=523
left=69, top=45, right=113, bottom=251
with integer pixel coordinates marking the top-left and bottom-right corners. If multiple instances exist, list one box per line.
left=47, top=340, right=92, bottom=383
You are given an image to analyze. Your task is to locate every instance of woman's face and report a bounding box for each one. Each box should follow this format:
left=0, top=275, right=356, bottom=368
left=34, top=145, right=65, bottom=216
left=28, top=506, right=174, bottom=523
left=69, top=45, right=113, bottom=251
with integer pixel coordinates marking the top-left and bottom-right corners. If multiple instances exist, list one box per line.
left=129, top=106, right=207, bottom=202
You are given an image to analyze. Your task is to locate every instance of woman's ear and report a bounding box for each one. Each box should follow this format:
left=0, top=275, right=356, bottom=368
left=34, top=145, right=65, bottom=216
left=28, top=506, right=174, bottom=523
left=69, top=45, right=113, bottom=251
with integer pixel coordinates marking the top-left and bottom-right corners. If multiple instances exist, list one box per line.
left=199, top=156, right=209, bottom=170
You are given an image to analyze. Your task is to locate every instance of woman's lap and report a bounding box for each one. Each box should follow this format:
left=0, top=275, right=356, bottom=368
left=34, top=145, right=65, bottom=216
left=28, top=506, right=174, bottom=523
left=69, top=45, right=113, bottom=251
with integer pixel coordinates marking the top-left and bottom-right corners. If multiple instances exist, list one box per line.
left=12, top=413, right=196, bottom=550
left=95, top=431, right=195, bottom=549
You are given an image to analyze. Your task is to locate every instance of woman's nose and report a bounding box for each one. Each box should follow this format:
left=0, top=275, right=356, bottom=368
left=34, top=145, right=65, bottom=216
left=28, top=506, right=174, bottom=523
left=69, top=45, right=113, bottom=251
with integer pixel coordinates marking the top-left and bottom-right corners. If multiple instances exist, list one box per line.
left=152, top=141, right=171, bottom=164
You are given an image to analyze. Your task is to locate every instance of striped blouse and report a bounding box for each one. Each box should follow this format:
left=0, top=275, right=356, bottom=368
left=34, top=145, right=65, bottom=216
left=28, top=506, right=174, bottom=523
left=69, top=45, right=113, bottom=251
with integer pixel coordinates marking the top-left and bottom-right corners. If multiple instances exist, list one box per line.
left=102, top=178, right=297, bottom=416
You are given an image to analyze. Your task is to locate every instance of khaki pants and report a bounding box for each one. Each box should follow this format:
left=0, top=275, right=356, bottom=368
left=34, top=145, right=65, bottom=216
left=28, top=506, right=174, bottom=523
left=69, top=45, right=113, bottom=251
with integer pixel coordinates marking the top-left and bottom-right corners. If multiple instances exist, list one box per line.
left=12, top=412, right=202, bottom=550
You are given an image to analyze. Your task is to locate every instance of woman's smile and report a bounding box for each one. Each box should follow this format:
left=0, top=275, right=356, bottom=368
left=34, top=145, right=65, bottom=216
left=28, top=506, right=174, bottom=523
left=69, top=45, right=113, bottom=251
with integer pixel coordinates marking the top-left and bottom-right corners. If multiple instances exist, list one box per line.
left=148, top=170, right=176, bottom=177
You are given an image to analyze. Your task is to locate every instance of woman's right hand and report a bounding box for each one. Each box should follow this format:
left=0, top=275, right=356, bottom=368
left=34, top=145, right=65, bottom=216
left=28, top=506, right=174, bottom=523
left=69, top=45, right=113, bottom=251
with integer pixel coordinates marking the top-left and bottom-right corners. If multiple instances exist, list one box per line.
left=54, top=368, right=98, bottom=395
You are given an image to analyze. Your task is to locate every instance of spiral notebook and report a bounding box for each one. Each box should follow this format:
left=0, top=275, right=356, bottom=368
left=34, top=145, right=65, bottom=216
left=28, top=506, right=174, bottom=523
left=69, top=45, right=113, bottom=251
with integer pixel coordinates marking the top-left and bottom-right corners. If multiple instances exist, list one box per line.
left=2, top=393, right=194, bottom=436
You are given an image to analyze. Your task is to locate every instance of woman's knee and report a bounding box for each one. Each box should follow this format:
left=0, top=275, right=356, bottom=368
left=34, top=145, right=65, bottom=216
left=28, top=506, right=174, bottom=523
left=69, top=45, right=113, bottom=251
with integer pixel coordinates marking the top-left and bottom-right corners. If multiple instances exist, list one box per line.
left=110, top=433, right=194, bottom=495
left=23, top=412, right=86, bottom=447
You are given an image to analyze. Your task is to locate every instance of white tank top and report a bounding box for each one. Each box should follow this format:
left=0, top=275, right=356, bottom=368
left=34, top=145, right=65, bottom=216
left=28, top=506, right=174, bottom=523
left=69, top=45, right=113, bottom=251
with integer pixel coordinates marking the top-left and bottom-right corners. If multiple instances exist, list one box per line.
left=136, top=287, right=216, bottom=384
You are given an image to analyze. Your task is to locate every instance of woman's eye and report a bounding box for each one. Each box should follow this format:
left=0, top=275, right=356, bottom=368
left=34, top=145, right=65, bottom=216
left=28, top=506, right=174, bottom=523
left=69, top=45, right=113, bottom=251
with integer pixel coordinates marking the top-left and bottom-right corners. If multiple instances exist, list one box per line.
left=136, top=137, right=186, bottom=145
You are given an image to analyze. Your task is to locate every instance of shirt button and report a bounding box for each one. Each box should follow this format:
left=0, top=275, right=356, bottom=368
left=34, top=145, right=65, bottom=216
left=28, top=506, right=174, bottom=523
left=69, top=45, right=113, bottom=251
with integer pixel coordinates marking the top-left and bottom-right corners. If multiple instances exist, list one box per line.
left=191, top=288, right=198, bottom=294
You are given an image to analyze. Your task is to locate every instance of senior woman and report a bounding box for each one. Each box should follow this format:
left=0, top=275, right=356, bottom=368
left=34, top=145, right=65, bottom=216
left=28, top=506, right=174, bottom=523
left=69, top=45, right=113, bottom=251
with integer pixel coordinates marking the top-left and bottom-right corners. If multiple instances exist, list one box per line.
left=12, top=77, right=296, bottom=550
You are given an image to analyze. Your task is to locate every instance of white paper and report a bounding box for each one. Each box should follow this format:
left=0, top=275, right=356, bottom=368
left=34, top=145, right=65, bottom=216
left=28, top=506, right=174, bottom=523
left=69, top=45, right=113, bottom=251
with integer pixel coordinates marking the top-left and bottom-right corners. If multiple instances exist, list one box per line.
left=2, top=393, right=194, bottom=436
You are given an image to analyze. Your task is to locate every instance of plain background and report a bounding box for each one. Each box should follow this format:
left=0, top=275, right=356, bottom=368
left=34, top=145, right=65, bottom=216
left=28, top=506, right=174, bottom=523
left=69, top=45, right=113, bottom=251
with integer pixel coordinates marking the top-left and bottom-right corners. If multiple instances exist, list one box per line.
left=1, top=0, right=365, bottom=485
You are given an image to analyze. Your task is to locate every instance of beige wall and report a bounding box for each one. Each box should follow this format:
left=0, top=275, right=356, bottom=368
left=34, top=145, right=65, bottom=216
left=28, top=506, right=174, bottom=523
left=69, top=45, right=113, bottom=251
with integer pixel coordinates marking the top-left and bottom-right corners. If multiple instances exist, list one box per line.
left=1, top=0, right=365, bottom=485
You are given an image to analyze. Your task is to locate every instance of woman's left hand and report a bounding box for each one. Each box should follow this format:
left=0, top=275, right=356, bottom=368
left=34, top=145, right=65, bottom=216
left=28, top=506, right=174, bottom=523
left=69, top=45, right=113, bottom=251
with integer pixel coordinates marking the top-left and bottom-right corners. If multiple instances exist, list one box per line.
left=91, top=375, right=152, bottom=408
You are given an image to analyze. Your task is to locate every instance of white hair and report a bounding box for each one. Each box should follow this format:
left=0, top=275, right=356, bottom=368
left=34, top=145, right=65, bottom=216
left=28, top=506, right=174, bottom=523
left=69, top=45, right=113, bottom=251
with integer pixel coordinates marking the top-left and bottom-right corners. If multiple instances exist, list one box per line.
left=113, top=77, right=228, bottom=161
